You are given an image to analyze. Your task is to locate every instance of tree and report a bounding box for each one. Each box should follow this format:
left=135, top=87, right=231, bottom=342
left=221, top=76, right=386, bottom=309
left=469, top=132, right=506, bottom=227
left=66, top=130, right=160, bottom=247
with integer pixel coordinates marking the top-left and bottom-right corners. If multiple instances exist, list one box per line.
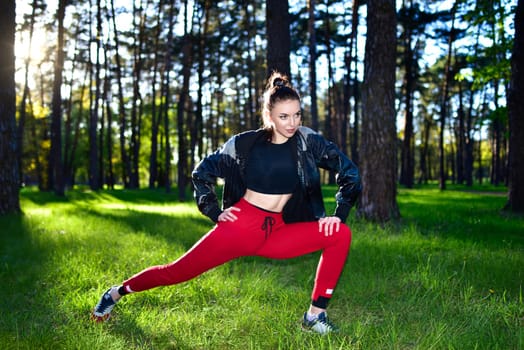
left=266, top=0, right=291, bottom=77
left=307, top=0, right=319, bottom=131
left=89, top=0, right=102, bottom=190
left=438, top=3, right=457, bottom=191
left=358, top=0, right=399, bottom=222
left=49, top=0, right=67, bottom=196
left=504, top=0, right=524, bottom=213
left=0, top=0, right=20, bottom=215
left=176, top=0, right=193, bottom=201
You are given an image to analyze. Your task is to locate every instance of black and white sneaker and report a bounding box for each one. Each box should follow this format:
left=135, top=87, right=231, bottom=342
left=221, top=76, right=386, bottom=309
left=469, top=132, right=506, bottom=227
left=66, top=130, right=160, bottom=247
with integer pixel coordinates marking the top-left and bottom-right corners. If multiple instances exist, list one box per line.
left=91, top=287, right=119, bottom=322
left=301, top=312, right=338, bottom=335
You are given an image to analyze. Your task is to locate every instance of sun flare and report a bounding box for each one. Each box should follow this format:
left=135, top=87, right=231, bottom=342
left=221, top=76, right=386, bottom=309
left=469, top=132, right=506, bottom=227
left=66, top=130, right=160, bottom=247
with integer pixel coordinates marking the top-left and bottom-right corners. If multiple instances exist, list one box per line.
left=15, top=29, right=49, bottom=64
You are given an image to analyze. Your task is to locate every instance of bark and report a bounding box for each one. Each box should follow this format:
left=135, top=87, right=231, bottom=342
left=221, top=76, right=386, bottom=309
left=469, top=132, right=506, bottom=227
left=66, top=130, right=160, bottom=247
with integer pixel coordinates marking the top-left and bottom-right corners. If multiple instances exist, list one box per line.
left=350, top=0, right=360, bottom=165
left=505, top=0, right=524, bottom=213
left=0, top=0, right=20, bottom=214
left=162, top=0, right=176, bottom=193
left=89, top=0, right=102, bottom=190
left=357, top=0, right=399, bottom=222
left=266, top=0, right=291, bottom=77
left=110, top=0, right=131, bottom=188
left=308, top=0, right=319, bottom=131
left=49, top=0, right=67, bottom=196
left=177, top=0, right=192, bottom=201
left=438, top=3, right=456, bottom=190
left=148, top=0, right=165, bottom=189
left=399, top=4, right=415, bottom=188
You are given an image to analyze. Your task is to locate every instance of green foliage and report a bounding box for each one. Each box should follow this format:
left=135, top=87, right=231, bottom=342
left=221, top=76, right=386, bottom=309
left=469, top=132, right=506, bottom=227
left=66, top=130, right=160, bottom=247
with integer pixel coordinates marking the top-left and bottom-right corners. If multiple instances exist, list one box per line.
left=0, top=186, right=522, bottom=349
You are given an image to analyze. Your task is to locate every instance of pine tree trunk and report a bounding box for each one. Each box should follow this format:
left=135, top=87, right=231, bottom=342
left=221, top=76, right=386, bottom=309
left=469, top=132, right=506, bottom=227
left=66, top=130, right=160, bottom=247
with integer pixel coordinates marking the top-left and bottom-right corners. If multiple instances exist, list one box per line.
left=49, top=0, right=66, bottom=196
left=266, top=0, right=290, bottom=77
left=357, top=0, right=399, bottom=222
left=308, top=0, right=319, bottom=131
left=0, top=0, right=20, bottom=214
left=110, top=0, right=131, bottom=188
left=505, top=0, right=524, bottom=213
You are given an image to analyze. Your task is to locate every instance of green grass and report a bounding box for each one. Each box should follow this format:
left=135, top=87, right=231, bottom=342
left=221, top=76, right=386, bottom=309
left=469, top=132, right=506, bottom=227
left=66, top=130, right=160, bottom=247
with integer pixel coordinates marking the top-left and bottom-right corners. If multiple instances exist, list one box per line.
left=0, top=185, right=522, bottom=349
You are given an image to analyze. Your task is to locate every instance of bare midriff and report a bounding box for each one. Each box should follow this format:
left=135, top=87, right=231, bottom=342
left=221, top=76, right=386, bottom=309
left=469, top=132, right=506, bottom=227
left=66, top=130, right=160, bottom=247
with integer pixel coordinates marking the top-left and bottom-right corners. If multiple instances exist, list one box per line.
left=243, top=189, right=292, bottom=213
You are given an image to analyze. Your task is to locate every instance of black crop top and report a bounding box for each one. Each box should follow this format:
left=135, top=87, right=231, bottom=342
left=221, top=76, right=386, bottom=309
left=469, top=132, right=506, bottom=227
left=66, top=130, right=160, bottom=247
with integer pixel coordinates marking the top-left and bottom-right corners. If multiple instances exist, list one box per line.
left=245, top=139, right=299, bottom=194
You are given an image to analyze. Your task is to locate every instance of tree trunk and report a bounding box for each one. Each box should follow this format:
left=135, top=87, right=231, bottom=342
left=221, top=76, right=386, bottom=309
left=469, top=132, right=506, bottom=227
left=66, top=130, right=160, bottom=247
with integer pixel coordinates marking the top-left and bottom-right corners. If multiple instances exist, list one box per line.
left=129, top=0, right=146, bottom=189
left=308, top=0, right=319, bottom=131
left=49, top=0, right=67, bottom=196
left=505, top=0, right=524, bottom=213
left=266, top=0, right=290, bottom=77
left=148, top=0, right=165, bottom=189
left=343, top=0, right=359, bottom=157
left=357, top=0, right=399, bottom=222
left=456, top=82, right=465, bottom=184
left=438, top=3, right=457, bottom=191
left=103, top=48, right=115, bottom=190
left=0, top=0, right=20, bottom=214
left=89, top=0, right=102, bottom=190
left=399, top=6, right=415, bottom=189
left=110, top=0, right=131, bottom=188
left=177, top=0, right=192, bottom=201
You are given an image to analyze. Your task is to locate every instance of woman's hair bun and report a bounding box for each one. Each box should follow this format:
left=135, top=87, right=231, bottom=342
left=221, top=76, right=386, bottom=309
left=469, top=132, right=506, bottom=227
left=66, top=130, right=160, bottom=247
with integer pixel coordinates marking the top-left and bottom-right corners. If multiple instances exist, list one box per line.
left=273, top=77, right=286, bottom=88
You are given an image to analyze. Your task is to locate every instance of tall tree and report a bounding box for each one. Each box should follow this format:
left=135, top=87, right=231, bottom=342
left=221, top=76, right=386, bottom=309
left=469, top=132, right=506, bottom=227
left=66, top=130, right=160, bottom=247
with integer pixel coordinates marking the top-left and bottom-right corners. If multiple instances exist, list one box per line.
left=358, top=0, right=399, bottom=222
left=129, top=0, right=147, bottom=189
left=148, top=0, right=165, bottom=189
left=0, top=0, right=20, bottom=214
left=438, top=3, right=457, bottom=190
left=89, top=0, right=102, bottom=190
left=266, top=0, right=291, bottom=77
left=349, top=0, right=360, bottom=164
left=505, top=0, right=524, bottom=213
left=109, top=0, right=131, bottom=188
left=49, top=0, right=67, bottom=196
left=177, top=0, right=192, bottom=201
left=308, top=0, right=319, bottom=131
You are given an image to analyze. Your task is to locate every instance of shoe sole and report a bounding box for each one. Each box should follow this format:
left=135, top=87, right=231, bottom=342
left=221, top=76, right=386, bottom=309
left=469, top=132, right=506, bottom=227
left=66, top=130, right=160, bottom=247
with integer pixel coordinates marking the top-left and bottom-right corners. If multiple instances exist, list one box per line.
left=91, top=311, right=111, bottom=323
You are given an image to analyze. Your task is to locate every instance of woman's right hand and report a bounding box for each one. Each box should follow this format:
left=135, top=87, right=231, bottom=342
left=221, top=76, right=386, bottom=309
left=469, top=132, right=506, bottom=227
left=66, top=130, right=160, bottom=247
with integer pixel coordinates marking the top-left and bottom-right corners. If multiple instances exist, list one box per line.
left=218, top=206, right=241, bottom=222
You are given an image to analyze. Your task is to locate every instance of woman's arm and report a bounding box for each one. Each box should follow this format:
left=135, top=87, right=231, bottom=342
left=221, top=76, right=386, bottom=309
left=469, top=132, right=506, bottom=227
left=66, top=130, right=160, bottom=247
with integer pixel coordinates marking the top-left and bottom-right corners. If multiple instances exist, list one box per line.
left=192, top=136, right=237, bottom=222
left=311, top=132, right=362, bottom=222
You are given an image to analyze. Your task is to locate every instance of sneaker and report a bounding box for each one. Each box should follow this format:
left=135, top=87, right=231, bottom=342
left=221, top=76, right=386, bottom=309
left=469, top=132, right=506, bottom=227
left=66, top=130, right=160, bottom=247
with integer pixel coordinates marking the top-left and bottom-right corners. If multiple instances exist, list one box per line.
left=91, top=287, right=119, bottom=322
left=301, top=311, right=338, bottom=334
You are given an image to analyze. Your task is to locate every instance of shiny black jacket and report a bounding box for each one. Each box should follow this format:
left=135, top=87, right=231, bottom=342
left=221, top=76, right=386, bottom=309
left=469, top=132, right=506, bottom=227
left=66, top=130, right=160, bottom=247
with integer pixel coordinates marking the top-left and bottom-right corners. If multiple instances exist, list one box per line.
left=192, top=126, right=361, bottom=223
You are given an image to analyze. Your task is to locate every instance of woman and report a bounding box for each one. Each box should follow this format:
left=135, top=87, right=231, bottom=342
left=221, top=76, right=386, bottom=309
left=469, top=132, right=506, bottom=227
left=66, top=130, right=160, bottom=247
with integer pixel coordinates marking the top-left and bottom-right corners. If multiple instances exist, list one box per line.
left=92, top=71, right=361, bottom=334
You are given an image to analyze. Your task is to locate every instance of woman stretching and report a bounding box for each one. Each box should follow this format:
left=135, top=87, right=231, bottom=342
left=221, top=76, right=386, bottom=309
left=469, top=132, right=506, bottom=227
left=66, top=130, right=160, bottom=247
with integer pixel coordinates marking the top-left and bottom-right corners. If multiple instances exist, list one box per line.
left=92, top=71, right=361, bottom=334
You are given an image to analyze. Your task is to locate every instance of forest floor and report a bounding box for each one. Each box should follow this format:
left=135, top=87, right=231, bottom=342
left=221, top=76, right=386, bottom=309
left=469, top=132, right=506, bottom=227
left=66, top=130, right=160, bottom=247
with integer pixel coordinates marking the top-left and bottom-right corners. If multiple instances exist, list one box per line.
left=0, top=184, right=522, bottom=349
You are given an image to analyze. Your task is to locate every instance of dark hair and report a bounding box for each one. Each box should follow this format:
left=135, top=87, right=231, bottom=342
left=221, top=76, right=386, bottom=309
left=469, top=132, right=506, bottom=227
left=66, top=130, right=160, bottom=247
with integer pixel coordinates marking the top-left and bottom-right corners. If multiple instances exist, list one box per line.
left=262, top=71, right=301, bottom=128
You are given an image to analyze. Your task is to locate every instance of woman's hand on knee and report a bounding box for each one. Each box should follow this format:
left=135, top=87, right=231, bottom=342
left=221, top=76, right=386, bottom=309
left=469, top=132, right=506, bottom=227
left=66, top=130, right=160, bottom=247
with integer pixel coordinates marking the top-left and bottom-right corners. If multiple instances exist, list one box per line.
left=318, top=216, right=341, bottom=236
left=218, top=206, right=241, bottom=222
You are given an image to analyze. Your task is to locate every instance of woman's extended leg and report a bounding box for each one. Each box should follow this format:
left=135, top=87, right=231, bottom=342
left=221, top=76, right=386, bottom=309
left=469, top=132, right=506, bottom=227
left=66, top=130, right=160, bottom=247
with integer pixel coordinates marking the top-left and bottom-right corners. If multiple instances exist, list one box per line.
left=92, top=199, right=273, bottom=321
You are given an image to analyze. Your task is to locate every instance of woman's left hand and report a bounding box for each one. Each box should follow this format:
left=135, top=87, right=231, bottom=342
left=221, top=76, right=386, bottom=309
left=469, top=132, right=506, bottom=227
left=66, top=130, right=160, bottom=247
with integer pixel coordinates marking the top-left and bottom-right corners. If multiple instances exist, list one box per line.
left=318, top=216, right=341, bottom=236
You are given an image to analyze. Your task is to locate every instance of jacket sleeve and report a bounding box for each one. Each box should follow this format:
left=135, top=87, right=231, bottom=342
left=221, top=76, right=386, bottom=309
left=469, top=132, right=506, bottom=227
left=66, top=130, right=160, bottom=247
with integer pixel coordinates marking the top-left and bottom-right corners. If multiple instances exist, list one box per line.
left=312, top=133, right=362, bottom=222
left=192, top=136, right=237, bottom=222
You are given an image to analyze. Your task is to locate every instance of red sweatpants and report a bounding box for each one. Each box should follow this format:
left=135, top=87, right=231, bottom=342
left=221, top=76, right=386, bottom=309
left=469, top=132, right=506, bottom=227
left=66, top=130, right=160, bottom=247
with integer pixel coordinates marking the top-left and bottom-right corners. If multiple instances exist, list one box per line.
left=123, top=198, right=351, bottom=302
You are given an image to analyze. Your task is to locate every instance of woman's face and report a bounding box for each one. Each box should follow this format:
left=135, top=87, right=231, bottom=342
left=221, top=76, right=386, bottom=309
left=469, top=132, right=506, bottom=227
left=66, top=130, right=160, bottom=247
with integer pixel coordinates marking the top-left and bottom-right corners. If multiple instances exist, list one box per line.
left=267, top=99, right=301, bottom=144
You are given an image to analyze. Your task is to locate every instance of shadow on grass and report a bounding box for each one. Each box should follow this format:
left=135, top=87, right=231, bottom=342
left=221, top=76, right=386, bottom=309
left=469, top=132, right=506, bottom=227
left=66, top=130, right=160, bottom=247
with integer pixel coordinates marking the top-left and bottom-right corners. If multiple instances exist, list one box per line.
left=0, top=213, right=63, bottom=346
left=21, top=187, right=189, bottom=206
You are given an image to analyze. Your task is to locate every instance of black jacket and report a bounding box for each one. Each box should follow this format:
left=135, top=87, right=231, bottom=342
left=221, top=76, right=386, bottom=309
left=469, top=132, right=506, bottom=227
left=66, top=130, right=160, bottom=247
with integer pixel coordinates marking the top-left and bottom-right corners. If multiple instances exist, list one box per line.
left=192, top=126, right=361, bottom=223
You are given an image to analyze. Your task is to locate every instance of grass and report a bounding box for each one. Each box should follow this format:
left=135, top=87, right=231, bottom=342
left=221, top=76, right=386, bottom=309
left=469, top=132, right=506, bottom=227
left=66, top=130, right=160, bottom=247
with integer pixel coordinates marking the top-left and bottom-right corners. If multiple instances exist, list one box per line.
left=0, top=184, right=522, bottom=349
